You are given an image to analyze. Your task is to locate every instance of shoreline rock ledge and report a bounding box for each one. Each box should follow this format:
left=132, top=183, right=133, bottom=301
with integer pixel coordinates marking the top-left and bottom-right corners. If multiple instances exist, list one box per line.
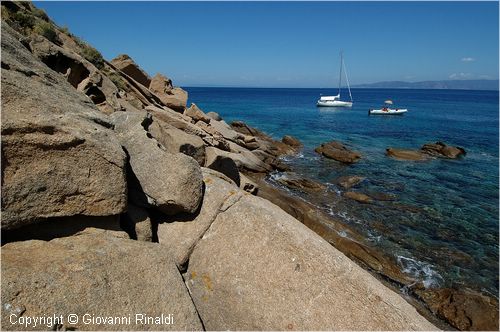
left=0, top=3, right=449, bottom=331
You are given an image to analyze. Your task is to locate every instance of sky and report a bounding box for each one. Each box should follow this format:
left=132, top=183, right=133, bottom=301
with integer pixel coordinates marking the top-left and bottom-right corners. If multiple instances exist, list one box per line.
left=34, top=1, right=499, bottom=88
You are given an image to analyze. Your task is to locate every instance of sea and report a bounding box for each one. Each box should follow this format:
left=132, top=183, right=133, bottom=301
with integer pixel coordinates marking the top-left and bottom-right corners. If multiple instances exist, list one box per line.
left=185, top=87, right=499, bottom=298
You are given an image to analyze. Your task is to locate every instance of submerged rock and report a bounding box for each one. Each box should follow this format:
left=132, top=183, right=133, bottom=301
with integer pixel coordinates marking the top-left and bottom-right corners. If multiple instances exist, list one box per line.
left=343, top=191, right=373, bottom=203
left=274, top=172, right=326, bottom=193
left=335, top=175, right=366, bottom=189
left=386, top=148, right=429, bottom=161
left=315, top=141, right=361, bottom=163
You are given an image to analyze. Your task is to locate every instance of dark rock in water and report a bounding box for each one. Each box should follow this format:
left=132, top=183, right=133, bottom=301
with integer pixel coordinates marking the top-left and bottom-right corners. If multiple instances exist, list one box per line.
left=415, top=287, right=499, bottom=331
left=274, top=172, right=326, bottom=193
left=366, top=191, right=397, bottom=201
left=421, top=142, right=466, bottom=159
left=386, top=148, right=429, bottom=161
left=335, top=175, right=365, bottom=189
left=315, top=141, right=361, bottom=164
left=343, top=191, right=373, bottom=203
left=282, top=135, right=302, bottom=148
left=387, top=142, right=466, bottom=161
left=206, top=111, right=222, bottom=121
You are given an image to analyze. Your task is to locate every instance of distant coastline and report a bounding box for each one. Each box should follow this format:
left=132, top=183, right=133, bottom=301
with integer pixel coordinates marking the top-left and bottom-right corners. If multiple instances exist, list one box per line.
left=182, top=82, right=500, bottom=91
left=353, top=79, right=499, bottom=91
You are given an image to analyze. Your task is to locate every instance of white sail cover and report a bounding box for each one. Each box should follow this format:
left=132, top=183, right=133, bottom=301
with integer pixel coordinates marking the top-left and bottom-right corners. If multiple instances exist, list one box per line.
left=384, top=100, right=393, bottom=104
left=320, top=94, right=340, bottom=101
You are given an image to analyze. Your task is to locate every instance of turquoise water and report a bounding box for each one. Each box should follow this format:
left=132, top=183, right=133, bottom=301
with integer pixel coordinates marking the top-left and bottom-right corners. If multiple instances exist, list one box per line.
left=185, top=87, right=499, bottom=296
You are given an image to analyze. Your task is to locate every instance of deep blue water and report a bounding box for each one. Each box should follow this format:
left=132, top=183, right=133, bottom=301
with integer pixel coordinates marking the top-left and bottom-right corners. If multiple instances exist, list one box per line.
left=185, top=87, right=499, bottom=296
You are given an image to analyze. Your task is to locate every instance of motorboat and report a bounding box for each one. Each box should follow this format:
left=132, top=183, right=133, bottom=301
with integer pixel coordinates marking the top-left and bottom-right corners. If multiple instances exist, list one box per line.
left=369, top=100, right=407, bottom=115
left=317, top=51, right=353, bottom=107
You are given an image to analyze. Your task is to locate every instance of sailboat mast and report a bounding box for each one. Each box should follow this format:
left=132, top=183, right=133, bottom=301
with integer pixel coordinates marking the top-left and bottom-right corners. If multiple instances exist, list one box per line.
left=338, top=51, right=343, bottom=96
left=343, top=57, right=353, bottom=102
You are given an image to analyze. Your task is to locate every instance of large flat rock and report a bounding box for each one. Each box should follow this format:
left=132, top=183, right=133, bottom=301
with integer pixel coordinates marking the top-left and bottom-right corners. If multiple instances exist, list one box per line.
left=186, top=194, right=437, bottom=330
left=1, top=228, right=203, bottom=330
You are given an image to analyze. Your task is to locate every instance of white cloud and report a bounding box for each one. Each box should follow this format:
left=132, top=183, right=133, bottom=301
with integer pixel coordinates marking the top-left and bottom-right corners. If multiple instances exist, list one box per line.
left=461, top=57, right=475, bottom=62
left=449, top=72, right=474, bottom=80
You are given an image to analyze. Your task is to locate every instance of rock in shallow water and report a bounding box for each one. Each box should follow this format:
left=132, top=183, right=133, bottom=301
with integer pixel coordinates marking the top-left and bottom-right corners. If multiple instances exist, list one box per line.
left=386, top=148, right=429, bottom=161
left=421, top=141, right=466, bottom=159
left=343, top=191, right=373, bottom=203
left=335, top=175, right=366, bottom=189
left=315, top=141, right=361, bottom=164
left=274, top=172, right=326, bottom=193
left=415, top=287, right=499, bottom=331
left=387, top=142, right=466, bottom=161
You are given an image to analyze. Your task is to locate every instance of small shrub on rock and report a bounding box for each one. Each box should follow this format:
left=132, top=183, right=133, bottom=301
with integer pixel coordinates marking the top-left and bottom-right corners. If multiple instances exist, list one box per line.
left=107, top=72, right=128, bottom=91
left=81, top=44, right=105, bottom=69
left=59, top=25, right=70, bottom=35
left=32, top=8, right=49, bottom=21
left=12, top=11, right=35, bottom=29
left=33, top=21, right=58, bottom=43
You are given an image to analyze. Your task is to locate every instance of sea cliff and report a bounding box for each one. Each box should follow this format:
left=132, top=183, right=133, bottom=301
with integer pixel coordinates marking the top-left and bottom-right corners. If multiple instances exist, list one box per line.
left=0, top=3, right=497, bottom=331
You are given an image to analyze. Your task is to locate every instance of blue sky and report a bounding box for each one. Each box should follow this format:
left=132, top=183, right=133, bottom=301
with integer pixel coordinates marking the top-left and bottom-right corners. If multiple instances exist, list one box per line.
left=35, top=1, right=499, bottom=88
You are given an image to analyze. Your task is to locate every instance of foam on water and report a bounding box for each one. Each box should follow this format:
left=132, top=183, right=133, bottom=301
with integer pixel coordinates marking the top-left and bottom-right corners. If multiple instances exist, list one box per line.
left=397, top=255, right=444, bottom=288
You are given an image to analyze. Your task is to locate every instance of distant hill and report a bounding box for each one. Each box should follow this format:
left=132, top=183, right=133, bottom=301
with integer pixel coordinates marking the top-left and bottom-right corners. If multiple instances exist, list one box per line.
left=353, top=80, right=499, bottom=91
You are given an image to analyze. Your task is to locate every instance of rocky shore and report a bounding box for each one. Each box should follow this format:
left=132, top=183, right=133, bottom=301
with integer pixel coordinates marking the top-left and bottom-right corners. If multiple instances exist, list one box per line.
left=1, top=3, right=497, bottom=331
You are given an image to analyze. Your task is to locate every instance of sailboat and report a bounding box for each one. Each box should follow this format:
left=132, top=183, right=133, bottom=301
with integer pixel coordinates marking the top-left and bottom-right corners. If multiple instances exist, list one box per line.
left=317, top=51, right=353, bottom=107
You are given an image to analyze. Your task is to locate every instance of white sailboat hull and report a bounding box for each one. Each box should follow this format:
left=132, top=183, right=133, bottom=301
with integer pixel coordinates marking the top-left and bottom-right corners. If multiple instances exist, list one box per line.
left=317, top=100, right=353, bottom=107
left=369, top=108, right=408, bottom=115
